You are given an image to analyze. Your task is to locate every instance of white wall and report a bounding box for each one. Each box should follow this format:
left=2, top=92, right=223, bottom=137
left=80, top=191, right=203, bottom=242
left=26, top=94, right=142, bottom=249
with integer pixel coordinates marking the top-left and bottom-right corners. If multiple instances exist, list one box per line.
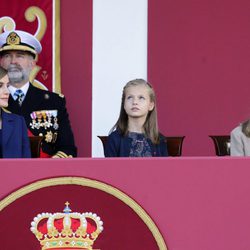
left=92, top=0, right=148, bottom=157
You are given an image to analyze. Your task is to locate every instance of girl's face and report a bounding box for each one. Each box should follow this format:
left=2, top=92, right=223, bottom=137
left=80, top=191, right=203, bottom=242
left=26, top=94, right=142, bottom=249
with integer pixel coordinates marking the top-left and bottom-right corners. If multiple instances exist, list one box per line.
left=124, top=84, right=154, bottom=119
left=0, top=74, right=10, bottom=108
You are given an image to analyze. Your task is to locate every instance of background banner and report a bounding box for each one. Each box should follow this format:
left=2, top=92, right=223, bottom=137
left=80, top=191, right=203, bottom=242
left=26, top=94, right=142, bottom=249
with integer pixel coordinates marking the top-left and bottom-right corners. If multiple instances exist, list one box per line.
left=0, top=0, right=61, bottom=92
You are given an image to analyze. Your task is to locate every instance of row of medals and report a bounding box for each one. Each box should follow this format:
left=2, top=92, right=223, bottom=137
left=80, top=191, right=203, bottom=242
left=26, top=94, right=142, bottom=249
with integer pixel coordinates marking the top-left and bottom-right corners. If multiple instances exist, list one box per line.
left=29, top=111, right=59, bottom=130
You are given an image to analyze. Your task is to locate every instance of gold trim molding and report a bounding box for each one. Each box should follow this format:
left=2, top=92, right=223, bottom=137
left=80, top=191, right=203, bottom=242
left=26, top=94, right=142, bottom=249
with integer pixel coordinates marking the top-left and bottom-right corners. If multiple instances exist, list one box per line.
left=0, top=177, right=167, bottom=250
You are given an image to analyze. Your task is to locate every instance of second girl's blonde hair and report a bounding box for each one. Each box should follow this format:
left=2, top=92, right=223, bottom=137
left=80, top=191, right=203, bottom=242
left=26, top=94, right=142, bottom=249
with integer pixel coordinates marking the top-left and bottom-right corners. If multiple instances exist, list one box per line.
left=242, top=119, right=250, bottom=137
left=110, top=78, right=160, bottom=144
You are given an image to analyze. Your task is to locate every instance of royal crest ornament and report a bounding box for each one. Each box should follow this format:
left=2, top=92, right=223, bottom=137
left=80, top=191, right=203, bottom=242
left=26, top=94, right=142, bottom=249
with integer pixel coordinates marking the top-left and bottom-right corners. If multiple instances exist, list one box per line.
left=30, top=202, right=104, bottom=250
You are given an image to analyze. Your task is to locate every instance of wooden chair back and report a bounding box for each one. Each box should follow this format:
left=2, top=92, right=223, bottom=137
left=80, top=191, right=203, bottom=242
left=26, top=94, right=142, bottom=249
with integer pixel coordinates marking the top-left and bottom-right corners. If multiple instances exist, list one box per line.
left=29, top=136, right=43, bottom=158
left=165, top=136, right=185, bottom=156
left=209, top=135, right=230, bottom=156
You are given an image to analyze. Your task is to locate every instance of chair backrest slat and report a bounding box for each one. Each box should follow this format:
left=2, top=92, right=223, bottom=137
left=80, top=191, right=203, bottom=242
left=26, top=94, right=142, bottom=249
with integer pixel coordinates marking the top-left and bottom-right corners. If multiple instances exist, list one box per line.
left=29, top=136, right=43, bottom=158
left=209, top=135, right=230, bottom=156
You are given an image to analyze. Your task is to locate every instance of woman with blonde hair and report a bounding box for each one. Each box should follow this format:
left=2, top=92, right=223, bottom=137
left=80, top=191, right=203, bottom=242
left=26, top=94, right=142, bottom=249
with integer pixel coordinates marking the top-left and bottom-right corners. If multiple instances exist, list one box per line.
left=230, top=119, right=250, bottom=156
left=0, top=66, right=31, bottom=158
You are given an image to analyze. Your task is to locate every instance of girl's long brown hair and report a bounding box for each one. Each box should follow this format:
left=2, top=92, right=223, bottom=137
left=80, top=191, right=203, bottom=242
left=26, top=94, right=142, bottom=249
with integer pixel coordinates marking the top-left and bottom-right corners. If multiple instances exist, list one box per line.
left=110, top=79, right=160, bottom=144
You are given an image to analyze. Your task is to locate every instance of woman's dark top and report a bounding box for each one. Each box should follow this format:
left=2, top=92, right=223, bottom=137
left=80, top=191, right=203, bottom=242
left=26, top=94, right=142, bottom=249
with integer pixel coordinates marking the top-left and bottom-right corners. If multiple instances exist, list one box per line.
left=104, top=129, right=168, bottom=157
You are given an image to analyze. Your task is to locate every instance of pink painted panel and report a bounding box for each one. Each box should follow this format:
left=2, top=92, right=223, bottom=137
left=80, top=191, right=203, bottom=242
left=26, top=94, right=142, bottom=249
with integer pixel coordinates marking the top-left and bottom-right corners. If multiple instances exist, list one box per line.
left=60, top=0, right=92, bottom=157
left=1, top=157, right=250, bottom=250
left=148, top=0, right=250, bottom=156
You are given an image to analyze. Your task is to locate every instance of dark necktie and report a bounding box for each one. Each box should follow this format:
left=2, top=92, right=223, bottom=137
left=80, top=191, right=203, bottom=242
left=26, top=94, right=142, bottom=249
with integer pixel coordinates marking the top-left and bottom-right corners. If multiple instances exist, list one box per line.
left=14, top=89, right=24, bottom=106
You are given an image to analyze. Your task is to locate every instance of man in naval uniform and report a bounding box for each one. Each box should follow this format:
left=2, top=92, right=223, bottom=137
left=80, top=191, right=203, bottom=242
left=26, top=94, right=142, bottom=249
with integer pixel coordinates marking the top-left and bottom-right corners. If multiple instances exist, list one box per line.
left=0, top=30, right=77, bottom=158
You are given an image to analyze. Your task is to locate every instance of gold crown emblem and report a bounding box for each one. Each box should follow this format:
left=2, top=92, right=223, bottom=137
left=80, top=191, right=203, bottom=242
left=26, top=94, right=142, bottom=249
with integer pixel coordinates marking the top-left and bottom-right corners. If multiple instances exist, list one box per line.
left=6, top=32, right=21, bottom=45
left=30, top=202, right=104, bottom=250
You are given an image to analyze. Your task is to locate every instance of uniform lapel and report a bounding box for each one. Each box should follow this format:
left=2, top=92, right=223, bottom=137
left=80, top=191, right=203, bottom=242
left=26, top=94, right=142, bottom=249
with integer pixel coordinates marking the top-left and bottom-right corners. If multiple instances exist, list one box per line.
left=8, top=94, right=21, bottom=114
left=21, top=84, right=41, bottom=112
left=10, top=83, right=44, bottom=115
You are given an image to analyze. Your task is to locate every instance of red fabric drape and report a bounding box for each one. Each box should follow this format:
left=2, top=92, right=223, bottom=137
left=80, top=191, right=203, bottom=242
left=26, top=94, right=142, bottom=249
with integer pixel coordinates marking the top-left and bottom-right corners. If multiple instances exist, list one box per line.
left=0, top=0, right=55, bottom=91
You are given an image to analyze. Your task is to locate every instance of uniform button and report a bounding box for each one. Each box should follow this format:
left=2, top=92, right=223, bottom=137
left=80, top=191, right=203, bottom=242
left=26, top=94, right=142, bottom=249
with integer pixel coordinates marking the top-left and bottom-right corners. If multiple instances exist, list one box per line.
left=39, top=133, right=43, bottom=136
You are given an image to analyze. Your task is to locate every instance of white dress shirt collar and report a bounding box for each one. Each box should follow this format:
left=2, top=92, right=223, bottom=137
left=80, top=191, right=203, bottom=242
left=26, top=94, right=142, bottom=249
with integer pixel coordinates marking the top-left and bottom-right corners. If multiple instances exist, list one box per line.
left=8, top=82, right=30, bottom=100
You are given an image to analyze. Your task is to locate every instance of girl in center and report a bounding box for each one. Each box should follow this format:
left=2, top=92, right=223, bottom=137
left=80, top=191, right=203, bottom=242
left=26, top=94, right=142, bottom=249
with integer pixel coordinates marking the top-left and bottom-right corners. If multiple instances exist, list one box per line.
left=105, top=78, right=168, bottom=157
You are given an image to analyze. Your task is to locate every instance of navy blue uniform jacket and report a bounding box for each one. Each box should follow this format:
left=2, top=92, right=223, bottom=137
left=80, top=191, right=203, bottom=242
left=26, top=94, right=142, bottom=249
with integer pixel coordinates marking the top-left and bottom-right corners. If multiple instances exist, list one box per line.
left=7, top=84, right=77, bottom=157
left=2, top=109, right=31, bottom=158
left=104, top=130, right=168, bottom=157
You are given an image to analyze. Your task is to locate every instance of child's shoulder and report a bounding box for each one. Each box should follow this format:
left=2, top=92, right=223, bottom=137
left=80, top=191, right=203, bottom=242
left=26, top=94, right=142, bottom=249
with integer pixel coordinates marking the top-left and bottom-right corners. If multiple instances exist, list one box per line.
left=159, top=132, right=166, bottom=141
left=109, top=129, right=122, bottom=138
left=231, top=125, right=242, bottom=135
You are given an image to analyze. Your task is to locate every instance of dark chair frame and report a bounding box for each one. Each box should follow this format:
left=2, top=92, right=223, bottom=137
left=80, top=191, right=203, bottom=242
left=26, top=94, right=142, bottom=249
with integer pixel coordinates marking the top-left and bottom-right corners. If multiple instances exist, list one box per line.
left=29, top=136, right=43, bottom=158
left=165, top=136, right=185, bottom=157
left=98, top=135, right=185, bottom=157
left=209, top=135, right=230, bottom=156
